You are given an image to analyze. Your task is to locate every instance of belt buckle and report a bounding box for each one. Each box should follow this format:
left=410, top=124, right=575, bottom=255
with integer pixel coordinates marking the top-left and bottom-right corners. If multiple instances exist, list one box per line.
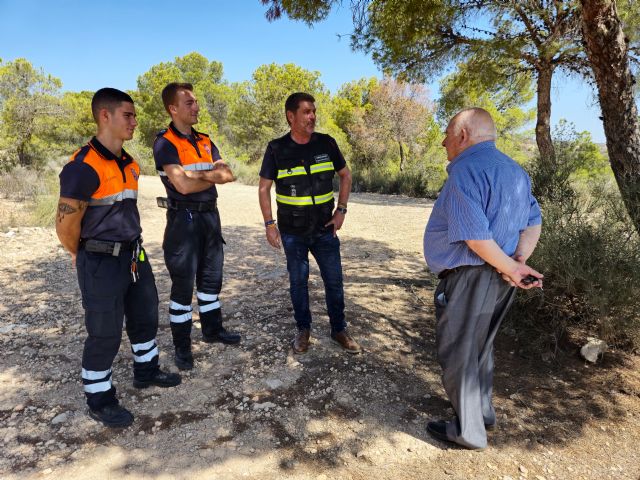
left=112, top=242, right=121, bottom=256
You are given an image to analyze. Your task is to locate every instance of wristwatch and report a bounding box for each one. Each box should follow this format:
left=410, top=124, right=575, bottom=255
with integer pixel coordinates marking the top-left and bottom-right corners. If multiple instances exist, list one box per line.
left=336, top=206, right=347, bottom=214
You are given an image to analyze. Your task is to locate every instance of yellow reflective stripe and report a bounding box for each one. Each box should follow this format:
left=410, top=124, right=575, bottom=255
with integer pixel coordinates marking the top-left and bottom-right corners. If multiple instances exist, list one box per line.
left=277, top=166, right=307, bottom=179
left=309, top=162, right=334, bottom=174
left=275, top=191, right=334, bottom=206
left=276, top=194, right=314, bottom=206
left=313, top=191, right=334, bottom=204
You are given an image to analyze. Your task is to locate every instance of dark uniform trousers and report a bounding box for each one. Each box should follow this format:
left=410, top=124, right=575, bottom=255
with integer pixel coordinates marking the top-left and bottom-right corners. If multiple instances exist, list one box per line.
left=163, top=208, right=225, bottom=349
left=434, top=264, right=516, bottom=449
left=76, top=246, right=159, bottom=411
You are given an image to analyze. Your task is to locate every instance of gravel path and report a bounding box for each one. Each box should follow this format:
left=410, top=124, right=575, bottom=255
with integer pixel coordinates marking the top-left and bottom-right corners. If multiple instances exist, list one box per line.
left=0, top=177, right=639, bottom=480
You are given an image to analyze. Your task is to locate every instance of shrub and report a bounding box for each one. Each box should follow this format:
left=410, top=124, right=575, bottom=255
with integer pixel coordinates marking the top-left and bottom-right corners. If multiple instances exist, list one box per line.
left=351, top=163, right=446, bottom=198
left=509, top=175, right=640, bottom=352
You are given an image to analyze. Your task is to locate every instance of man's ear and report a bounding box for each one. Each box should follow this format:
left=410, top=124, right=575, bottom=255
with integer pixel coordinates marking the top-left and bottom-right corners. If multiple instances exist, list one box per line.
left=168, top=104, right=178, bottom=116
left=98, top=108, right=110, bottom=125
left=459, top=127, right=469, bottom=144
left=286, top=110, right=294, bottom=125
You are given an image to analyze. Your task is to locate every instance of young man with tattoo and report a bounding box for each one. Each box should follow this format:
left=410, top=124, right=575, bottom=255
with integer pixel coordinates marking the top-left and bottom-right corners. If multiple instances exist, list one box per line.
left=56, top=88, right=181, bottom=428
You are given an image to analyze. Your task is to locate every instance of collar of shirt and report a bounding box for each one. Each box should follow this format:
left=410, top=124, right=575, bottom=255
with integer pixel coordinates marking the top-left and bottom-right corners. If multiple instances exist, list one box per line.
left=446, top=140, right=497, bottom=173
left=89, top=136, right=133, bottom=163
left=169, top=122, right=202, bottom=141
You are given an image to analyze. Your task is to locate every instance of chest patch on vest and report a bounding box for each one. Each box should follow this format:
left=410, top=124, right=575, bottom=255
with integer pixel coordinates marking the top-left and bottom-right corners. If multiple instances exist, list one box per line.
left=130, top=167, right=139, bottom=181
left=314, top=154, right=330, bottom=163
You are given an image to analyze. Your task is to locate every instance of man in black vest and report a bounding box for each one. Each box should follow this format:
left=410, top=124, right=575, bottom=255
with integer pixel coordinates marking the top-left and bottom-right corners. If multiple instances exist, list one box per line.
left=258, top=92, right=361, bottom=355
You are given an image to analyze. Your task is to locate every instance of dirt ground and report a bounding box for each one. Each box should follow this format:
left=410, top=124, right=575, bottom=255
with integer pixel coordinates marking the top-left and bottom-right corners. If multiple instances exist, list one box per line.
left=1, top=177, right=639, bottom=480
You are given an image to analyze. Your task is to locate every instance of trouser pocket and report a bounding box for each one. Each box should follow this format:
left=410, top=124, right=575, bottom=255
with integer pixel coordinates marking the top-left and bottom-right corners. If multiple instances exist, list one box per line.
left=83, top=295, right=121, bottom=338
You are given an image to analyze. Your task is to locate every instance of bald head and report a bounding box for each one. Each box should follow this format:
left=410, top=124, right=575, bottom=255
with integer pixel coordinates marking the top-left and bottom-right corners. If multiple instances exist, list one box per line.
left=450, top=108, right=497, bottom=141
left=442, top=107, right=497, bottom=161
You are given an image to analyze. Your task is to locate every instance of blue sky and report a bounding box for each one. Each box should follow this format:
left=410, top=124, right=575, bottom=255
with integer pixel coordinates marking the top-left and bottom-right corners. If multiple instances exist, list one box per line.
left=1, top=0, right=606, bottom=141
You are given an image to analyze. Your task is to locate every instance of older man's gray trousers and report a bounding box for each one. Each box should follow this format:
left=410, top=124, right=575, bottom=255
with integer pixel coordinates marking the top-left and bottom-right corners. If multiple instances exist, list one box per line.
left=434, top=264, right=516, bottom=449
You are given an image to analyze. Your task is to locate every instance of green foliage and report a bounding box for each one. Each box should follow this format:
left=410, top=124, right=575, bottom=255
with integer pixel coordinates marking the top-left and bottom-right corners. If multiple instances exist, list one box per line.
left=0, top=58, right=64, bottom=169
left=529, top=121, right=609, bottom=202
left=438, top=61, right=536, bottom=163
left=351, top=161, right=446, bottom=198
left=135, top=52, right=223, bottom=147
left=509, top=128, right=640, bottom=352
left=58, top=91, right=95, bottom=145
left=230, top=63, right=327, bottom=162
left=510, top=178, right=640, bottom=351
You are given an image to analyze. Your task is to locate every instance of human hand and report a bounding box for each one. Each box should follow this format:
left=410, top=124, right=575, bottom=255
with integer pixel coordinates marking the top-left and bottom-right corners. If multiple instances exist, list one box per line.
left=265, top=226, right=281, bottom=249
left=505, top=262, right=543, bottom=289
left=324, top=211, right=345, bottom=237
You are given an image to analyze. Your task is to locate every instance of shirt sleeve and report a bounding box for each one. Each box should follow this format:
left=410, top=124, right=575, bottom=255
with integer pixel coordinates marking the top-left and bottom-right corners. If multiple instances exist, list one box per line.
left=210, top=139, right=222, bottom=161
left=59, top=161, right=99, bottom=201
left=153, top=137, right=181, bottom=170
left=328, top=136, right=347, bottom=171
left=259, top=144, right=277, bottom=180
left=446, top=168, right=492, bottom=243
left=527, top=192, right=542, bottom=226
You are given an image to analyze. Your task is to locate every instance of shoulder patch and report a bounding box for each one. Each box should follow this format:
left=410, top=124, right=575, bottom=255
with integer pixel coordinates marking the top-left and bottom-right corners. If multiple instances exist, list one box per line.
left=156, top=129, right=168, bottom=137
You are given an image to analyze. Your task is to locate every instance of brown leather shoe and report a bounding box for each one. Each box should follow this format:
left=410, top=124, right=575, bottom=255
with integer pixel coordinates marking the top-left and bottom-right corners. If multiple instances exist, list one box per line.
left=292, top=329, right=311, bottom=354
left=331, top=330, right=361, bottom=354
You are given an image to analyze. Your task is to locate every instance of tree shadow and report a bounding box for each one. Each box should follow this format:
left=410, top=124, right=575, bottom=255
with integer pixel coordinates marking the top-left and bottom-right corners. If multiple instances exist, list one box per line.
left=0, top=223, right=638, bottom=478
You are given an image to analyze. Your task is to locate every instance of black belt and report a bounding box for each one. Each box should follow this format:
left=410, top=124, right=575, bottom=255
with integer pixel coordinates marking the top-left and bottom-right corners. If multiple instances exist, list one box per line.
left=157, top=197, right=217, bottom=212
left=438, top=266, right=466, bottom=280
left=80, top=238, right=140, bottom=256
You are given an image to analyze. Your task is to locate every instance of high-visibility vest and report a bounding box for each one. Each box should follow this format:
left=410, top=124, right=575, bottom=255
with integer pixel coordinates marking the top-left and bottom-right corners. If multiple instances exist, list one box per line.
left=270, top=133, right=336, bottom=233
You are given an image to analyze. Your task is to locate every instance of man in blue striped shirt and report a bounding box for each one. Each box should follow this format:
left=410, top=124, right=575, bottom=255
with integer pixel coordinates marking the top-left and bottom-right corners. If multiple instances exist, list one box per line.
left=423, top=108, right=543, bottom=450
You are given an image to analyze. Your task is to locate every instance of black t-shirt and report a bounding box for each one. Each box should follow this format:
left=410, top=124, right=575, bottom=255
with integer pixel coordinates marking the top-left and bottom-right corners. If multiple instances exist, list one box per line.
left=259, top=132, right=346, bottom=180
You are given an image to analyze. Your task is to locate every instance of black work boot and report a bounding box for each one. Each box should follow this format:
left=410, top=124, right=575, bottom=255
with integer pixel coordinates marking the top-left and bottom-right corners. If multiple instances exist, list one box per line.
left=88, top=404, right=134, bottom=428
left=202, top=326, right=242, bottom=345
left=174, top=346, right=194, bottom=371
left=133, top=368, right=182, bottom=389
left=201, top=309, right=241, bottom=345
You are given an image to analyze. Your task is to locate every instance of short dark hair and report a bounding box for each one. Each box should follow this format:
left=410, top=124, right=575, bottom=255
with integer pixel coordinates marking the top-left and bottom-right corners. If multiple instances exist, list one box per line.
left=91, top=88, right=134, bottom=122
left=162, top=82, right=194, bottom=113
left=285, top=92, right=315, bottom=125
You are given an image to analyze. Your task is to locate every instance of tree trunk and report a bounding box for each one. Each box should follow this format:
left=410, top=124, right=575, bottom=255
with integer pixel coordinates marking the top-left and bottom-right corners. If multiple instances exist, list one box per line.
left=398, top=140, right=405, bottom=172
left=535, top=63, right=557, bottom=171
left=581, top=0, right=640, bottom=234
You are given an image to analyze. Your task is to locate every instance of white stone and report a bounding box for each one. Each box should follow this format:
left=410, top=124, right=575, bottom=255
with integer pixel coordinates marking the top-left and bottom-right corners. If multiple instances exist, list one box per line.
left=264, top=378, right=284, bottom=389
left=51, top=412, right=69, bottom=425
left=580, top=337, right=607, bottom=363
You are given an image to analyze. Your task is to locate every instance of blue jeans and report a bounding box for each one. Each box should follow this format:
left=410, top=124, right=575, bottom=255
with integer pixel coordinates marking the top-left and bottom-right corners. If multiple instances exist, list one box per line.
left=281, top=232, right=347, bottom=334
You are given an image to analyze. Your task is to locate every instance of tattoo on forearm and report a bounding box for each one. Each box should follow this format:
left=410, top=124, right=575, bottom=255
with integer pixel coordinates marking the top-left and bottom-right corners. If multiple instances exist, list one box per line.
left=57, top=202, right=77, bottom=223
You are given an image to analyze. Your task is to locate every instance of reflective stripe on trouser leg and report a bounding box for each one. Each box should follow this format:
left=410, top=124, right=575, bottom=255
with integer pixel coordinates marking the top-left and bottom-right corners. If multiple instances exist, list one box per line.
left=131, top=339, right=159, bottom=363
left=198, top=291, right=222, bottom=337
left=82, top=368, right=113, bottom=394
left=77, top=249, right=125, bottom=411
left=169, top=300, right=193, bottom=350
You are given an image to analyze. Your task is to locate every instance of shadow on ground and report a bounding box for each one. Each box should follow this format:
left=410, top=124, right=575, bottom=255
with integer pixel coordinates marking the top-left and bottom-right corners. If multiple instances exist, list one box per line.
left=0, top=223, right=638, bottom=478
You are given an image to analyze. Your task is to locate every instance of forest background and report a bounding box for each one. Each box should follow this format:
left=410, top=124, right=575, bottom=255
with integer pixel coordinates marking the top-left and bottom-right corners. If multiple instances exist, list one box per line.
left=1, top=0, right=639, bottom=355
